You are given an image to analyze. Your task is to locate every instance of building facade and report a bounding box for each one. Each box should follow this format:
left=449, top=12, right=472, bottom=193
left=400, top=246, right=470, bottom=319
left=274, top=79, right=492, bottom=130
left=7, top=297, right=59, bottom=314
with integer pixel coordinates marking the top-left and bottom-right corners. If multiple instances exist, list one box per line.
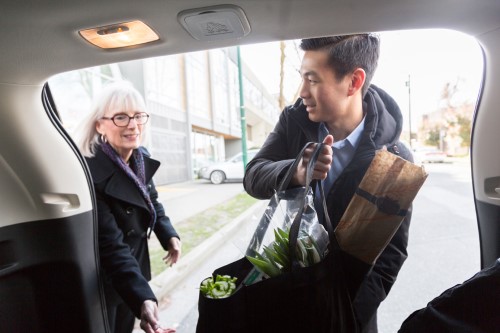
left=50, top=47, right=280, bottom=185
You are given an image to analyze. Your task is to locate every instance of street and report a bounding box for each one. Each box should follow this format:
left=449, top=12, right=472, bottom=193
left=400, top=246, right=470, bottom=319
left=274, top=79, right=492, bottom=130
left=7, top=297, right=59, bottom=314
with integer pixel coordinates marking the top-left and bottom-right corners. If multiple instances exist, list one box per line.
left=158, top=158, right=481, bottom=333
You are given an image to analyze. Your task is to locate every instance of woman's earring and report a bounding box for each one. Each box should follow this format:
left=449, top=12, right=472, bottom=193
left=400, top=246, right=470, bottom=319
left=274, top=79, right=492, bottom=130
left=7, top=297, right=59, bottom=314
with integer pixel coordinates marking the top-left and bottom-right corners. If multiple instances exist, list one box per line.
left=101, top=134, right=107, bottom=143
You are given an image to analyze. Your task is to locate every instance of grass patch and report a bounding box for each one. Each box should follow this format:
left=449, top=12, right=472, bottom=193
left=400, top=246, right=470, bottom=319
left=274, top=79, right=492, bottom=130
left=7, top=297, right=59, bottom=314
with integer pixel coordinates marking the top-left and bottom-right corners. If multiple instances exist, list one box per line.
left=149, top=192, right=258, bottom=277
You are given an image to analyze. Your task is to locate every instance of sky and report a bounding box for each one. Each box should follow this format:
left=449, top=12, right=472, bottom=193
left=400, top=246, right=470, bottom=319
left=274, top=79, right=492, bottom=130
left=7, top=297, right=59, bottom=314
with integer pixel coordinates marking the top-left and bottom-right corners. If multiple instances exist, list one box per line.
left=240, top=29, right=484, bottom=133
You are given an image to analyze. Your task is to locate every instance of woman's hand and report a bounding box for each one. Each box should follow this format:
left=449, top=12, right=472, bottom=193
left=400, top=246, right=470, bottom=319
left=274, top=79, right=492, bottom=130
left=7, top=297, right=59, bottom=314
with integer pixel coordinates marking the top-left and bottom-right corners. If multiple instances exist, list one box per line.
left=139, top=300, right=160, bottom=333
left=140, top=300, right=177, bottom=333
left=163, top=237, right=182, bottom=266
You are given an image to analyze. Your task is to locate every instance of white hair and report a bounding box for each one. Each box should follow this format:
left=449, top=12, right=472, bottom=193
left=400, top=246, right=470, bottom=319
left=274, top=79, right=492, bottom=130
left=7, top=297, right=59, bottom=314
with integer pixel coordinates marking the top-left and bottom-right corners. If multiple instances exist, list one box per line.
left=75, top=80, right=148, bottom=157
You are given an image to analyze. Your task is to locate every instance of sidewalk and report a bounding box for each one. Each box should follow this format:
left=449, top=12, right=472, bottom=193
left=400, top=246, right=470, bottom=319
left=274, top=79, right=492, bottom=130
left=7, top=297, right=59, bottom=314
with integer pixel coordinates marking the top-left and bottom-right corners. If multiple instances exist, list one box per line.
left=155, top=180, right=247, bottom=225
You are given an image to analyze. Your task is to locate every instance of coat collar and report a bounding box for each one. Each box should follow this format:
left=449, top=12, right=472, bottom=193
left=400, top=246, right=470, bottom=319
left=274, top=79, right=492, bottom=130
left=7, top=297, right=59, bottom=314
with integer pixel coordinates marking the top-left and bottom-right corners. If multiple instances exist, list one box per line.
left=86, top=146, right=160, bottom=210
left=87, top=146, right=160, bottom=183
left=288, top=85, right=402, bottom=151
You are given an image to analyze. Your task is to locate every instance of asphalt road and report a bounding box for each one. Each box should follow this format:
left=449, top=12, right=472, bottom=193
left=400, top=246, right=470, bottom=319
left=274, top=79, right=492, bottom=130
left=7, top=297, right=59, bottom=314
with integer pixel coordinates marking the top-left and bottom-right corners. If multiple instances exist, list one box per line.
left=140, top=158, right=481, bottom=333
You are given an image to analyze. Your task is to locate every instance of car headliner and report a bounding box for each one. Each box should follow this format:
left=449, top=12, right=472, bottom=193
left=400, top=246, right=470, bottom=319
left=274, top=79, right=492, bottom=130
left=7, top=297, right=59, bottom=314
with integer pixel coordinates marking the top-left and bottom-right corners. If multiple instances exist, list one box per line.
left=1, top=0, right=499, bottom=85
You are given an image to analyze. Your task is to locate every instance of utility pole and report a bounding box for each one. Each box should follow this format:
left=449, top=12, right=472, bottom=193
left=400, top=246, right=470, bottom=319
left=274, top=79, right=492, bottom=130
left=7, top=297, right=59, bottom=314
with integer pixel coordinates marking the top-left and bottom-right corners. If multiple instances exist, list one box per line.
left=237, top=46, right=248, bottom=168
left=405, top=74, right=413, bottom=148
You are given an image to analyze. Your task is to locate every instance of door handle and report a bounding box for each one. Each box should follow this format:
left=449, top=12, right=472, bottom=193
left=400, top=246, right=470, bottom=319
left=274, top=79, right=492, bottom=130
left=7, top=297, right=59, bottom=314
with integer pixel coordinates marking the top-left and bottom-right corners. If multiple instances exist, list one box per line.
left=41, top=193, right=80, bottom=212
left=484, top=177, right=500, bottom=199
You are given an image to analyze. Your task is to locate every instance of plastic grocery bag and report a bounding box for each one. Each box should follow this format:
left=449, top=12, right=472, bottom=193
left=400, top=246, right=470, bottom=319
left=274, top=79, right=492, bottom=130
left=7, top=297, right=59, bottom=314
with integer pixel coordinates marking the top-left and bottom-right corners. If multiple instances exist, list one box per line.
left=243, top=185, right=330, bottom=280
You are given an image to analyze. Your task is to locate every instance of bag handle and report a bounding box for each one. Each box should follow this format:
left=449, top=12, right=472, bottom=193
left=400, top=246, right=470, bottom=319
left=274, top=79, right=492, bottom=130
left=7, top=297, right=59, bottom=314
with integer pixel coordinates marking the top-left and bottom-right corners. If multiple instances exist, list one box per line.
left=276, top=142, right=316, bottom=192
left=287, top=142, right=336, bottom=270
left=245, top=142, right=314, bottom=256
left=245, top=142, right=334, bottom=261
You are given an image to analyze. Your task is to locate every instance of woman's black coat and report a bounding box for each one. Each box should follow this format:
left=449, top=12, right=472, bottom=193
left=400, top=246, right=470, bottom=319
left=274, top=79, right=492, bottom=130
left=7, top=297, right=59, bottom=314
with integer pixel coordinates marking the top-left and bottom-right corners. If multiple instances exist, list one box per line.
left=243, top=85, right=413, bottom=328
left=86, top=146, right=179, bottom=318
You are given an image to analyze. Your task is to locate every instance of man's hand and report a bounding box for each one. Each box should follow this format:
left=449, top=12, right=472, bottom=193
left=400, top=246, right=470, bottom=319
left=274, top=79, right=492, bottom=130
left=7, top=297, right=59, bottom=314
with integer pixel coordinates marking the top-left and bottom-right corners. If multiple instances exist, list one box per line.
left=291, top=135, right=334, bottom=186
left=139, top=300, right=160, bottom=333
left=163, top=237, right=182, bottom=267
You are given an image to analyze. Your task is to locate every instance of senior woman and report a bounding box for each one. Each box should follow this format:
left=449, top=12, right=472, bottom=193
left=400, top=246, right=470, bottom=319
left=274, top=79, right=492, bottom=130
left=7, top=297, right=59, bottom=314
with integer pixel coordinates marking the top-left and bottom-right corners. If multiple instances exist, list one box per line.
left=76, top=80, right=181, bottom=333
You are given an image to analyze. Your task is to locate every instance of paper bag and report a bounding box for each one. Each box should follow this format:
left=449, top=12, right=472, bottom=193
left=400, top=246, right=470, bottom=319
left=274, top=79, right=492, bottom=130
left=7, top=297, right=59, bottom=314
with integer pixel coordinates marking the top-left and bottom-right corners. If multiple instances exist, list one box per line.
left=335, top=149, right=428, bottom=264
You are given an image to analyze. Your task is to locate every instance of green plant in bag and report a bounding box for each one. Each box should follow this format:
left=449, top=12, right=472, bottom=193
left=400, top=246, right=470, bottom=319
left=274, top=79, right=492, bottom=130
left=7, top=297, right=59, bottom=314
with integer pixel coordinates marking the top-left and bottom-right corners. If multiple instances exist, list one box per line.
left=200, top=274, right=238, bottom=299
left=246, top=227, right=290, bottom=277
left=296, top=235, right=322, bottom=267
left=246, top=227, right=323, bottom=278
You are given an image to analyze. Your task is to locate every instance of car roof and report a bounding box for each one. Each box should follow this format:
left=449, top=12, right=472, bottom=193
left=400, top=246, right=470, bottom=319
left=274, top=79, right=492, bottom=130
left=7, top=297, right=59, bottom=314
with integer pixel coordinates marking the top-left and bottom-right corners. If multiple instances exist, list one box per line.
left=1, top=0, right=499, bottom=85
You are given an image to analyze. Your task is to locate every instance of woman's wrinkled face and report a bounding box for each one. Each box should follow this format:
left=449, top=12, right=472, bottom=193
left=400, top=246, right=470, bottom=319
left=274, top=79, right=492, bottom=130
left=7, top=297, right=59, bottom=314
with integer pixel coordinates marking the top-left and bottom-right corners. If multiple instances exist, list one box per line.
left=96, top=103, right=146, bottom=162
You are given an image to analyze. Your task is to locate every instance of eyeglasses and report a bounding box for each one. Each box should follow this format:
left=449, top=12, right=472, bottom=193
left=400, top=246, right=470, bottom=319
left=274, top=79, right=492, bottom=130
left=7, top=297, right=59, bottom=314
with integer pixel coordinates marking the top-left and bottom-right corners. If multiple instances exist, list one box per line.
left=101, top=112, right=150, bottom=127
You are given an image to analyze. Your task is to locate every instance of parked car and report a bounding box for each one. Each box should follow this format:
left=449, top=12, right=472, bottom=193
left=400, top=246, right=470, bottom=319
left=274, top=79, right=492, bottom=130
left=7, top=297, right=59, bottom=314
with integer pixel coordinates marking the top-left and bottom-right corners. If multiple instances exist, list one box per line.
left=1, top=1, right=499, bottom=332
left=413, top=147, right=447, bottom=163
left=199, top=149, right=260, bottom=184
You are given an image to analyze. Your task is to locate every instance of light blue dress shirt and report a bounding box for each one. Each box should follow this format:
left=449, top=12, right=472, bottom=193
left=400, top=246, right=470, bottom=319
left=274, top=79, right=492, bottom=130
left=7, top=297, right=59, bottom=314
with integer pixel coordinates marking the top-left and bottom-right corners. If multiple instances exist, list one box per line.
left=317, top=117, right=365, bottom=195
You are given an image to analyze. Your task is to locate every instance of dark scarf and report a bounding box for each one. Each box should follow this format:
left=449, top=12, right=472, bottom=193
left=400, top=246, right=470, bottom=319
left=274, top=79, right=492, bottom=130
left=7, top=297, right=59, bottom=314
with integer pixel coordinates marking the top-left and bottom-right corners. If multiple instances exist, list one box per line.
left=101, top=142, right=157, bottom=237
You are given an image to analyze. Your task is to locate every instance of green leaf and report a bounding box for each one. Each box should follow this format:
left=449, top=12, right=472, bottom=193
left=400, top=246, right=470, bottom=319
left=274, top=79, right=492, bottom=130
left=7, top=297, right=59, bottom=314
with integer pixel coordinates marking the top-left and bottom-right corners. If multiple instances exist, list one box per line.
left=246, top=255, right=281, bottom=277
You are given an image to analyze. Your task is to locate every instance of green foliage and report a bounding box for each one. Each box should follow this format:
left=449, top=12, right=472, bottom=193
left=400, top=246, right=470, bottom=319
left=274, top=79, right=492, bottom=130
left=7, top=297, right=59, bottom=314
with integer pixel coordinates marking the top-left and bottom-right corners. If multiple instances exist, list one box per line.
left=246, top=227, right=324, bottom=278
left=457, top=115, right=471, bottom=147
left=200, top=274, right=238, bottom=299
left=425, top=126, right=441, bottom=147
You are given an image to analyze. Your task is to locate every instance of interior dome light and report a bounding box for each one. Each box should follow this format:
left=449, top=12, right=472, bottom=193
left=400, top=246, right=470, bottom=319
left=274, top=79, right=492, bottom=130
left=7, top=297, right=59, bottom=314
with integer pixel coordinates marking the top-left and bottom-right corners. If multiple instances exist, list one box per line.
left=79, top=20, right=159, bottom=49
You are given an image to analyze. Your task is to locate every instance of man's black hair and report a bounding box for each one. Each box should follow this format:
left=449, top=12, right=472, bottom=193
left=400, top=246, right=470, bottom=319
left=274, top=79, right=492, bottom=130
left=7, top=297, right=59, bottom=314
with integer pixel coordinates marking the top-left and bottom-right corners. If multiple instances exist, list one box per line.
left=300, top=34, right=380, bottom=96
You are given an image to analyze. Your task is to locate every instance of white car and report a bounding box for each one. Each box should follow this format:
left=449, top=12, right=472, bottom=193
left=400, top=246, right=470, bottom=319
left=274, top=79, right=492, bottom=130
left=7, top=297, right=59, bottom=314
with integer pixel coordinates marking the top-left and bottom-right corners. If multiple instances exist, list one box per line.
left=199, top=149, right=260, bottom=184
left=413, top=147, right=447, bottom=163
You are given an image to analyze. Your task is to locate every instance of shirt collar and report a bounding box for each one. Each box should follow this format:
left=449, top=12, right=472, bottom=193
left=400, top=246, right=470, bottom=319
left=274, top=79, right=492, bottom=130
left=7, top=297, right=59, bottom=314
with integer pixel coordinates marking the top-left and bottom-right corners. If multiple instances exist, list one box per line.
left=319, top=116, right=366, bottom=149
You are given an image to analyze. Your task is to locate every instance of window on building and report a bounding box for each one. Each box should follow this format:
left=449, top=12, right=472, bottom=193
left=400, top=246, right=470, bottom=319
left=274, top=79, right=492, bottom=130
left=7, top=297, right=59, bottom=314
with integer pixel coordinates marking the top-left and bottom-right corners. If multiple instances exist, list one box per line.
left=144, top=55, right=183, bottom=111
left=185, top=51, right=211, bottom=119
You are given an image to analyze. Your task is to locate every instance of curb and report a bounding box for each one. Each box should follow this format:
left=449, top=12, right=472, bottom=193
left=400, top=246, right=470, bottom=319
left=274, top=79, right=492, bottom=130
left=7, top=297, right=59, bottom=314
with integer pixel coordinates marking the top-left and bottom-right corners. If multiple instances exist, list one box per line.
left=149, top=199, right=267, bottom=300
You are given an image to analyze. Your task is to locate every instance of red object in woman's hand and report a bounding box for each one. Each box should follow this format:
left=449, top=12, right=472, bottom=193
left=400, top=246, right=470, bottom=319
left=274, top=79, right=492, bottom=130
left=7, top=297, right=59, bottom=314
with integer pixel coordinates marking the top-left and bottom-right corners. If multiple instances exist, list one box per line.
left=155, top=328, right=176, bottom=333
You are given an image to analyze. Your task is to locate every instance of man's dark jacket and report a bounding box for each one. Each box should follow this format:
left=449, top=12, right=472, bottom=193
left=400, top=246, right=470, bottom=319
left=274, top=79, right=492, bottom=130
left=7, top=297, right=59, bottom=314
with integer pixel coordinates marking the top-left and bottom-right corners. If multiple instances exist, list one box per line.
left=243, top=85, right=413, bottom=329
left=86, top=146, right=179, bottom=318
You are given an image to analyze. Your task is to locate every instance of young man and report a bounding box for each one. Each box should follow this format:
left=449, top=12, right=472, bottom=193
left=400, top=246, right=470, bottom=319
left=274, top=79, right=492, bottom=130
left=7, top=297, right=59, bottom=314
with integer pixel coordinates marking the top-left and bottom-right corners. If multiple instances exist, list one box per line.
left=243, top=34, right=413, bottom=333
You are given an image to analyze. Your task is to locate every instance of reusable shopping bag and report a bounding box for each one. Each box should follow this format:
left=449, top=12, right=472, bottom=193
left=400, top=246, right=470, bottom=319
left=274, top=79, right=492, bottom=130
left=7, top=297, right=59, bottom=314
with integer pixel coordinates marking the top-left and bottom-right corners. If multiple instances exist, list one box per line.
left=196, top=142, right=370, bottom=333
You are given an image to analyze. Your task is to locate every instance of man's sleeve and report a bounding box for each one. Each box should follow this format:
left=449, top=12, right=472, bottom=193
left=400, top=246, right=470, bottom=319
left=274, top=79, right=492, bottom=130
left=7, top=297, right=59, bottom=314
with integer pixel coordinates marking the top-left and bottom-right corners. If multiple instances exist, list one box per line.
left=244, top=110, right=295, bottom=199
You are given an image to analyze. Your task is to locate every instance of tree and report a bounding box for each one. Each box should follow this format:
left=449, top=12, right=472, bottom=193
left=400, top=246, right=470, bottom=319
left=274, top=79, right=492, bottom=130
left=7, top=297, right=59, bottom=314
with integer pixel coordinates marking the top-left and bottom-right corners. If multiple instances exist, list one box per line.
left=423, top=77, right=475, bottom=154
left=425, top=126, right=441, bottom=147
left=457, top=114, right=471, bottom=147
